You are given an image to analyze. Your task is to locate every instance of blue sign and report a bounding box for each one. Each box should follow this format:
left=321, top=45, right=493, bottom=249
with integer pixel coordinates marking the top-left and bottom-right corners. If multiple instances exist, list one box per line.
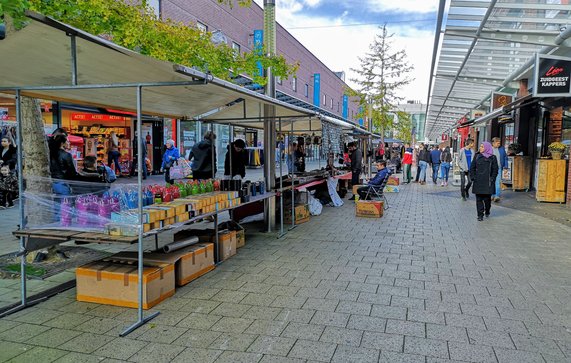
left=358, top=106, right=363, bottom=126
left=253, top=30, right=263, bottom=77
left=342, top=95, right=348, bottom=119
left=313, top=73, right=320, bottom=107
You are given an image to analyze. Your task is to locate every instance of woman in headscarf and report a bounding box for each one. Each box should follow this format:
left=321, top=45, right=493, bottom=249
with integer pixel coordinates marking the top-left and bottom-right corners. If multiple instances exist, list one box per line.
left=469, top=141, right=499, bottom=221
left=161, top=139, right=180, bottom=185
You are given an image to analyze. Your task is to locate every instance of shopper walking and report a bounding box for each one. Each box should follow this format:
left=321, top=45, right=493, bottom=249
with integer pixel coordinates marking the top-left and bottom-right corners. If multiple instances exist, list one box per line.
left=161, top=139, right=180, bottom=185
left=189, top=131, right=216, bottom=180
left=402, top=143, right=413, bottom=184
left=470, top=142, right=499, bottom=221
left=0, top=136, right=17, bottom=170
left=439, top=146, right=452, bottom=186
left=417, top=144, right=430, bottom=185
left=348, top=142, right=363, bottom=200
left=107, top=131, right=121, bottom=175
left=430, top=145, right=442, bottom=184
left=491, top=137, right=509, bottom=202
left=458, top=138, right=475, bottom=200
left=0, top=165, right=17, bottom=209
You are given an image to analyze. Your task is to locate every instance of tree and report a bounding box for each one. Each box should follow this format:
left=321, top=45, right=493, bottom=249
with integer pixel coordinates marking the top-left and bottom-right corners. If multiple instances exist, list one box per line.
left=393, top=111, right=413, bottom=143
left=348, top=25, right=414, bottom=144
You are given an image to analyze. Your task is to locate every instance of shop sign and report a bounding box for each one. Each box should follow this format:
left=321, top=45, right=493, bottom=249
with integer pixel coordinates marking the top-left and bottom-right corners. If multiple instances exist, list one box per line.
left=441, top=133, right=449, bottom=141
left=470, top=109, right=485, bottom=120
left=491, top=92, right=513, bottom=111
left=534, top=54, right=571, bottom=97
left=71, top=113, right=130, bottom=122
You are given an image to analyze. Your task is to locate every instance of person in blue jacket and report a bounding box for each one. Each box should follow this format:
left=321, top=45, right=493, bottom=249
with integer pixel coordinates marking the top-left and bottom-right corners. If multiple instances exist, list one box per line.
left=356, top=160, right=390, bottom=200
left=430, top=146, right=442, bottom=184
left=491, top=137, right=509, bottom=202
left=161, top=139, right=180, bottom=185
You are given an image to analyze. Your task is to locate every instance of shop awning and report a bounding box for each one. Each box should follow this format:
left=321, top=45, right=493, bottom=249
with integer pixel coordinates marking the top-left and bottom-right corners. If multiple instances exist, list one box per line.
left=0, top=13, right=314, bottom=124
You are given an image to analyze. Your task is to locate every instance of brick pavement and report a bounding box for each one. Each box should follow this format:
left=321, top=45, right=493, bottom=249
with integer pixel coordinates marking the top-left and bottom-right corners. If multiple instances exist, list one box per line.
left=0, top=181, right=571, bottom=362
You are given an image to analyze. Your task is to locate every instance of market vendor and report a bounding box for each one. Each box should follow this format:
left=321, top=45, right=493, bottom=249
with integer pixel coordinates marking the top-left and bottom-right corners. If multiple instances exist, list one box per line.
left=356, top=160, right=390, bottom=200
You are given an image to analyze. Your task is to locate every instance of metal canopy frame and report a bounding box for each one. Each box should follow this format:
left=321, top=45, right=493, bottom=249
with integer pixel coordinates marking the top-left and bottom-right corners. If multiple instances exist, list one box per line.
left=426, top=0, right=571, bottom=140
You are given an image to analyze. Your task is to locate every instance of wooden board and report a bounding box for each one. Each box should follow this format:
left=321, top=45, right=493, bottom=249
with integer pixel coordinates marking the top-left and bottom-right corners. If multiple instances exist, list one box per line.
left=512, top=156, right=532, bottom=191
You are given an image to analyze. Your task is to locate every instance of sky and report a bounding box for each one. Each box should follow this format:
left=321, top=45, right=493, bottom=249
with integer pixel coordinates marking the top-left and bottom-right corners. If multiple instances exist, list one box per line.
left=253, top=0, right=439, bottom=104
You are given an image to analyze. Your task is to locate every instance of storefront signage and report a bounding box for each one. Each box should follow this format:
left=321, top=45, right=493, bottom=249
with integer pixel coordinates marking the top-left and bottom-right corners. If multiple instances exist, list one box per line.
left=534, top=54, right=571, bottom=97
left=71, top=113, right=130, bottom=122
left=470, top=109, right=485, bottom=120
left=441, top=133, right=449, bottom=141
left=491, top=92, right=513, bottom=111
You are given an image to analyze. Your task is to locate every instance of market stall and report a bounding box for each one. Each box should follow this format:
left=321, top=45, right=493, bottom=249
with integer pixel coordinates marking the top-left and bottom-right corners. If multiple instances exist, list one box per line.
left=0, top=12, right=317, bottom=335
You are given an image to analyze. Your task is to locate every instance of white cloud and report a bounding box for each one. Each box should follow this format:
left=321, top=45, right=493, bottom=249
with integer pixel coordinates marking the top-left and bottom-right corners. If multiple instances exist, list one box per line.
left=252, top=0, right=435, bottom=102
left=365, top=0, right=439, bottom=14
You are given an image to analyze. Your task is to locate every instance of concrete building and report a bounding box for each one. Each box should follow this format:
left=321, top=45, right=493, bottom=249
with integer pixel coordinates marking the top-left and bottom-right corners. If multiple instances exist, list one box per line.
left=398, top=100, right=427, bottom=142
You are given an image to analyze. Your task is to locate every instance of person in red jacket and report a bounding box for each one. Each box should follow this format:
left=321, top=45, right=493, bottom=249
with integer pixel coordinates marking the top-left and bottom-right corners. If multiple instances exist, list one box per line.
left=402, top=143, right=413, bottom=184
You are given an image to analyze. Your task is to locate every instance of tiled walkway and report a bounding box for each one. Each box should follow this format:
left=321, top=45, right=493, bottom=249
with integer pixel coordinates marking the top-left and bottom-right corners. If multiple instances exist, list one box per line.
left=1, top=182, right=570, bottom=362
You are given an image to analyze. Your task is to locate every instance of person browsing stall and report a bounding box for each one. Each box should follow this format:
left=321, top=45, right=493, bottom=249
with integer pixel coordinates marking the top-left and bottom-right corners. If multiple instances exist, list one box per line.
left=161, top=139, right=180, bottom=185
left=224, top=139, right=248, bottom=179
left=348, top=142, right=363, bottom=200
left=356, top=160, right=390, bottom=200
left=188, top=131, right=216, bottom=180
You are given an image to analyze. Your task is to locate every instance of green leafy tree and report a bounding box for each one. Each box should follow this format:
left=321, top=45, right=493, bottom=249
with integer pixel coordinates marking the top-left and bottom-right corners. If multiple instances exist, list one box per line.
left=347, top=25, right=414, bottom=144
left=393, top=111, right=413, bottom=143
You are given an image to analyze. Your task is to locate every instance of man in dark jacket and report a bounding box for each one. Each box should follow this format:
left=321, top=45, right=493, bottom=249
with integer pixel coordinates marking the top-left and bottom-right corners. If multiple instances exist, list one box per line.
left=348, top=142, right=363, bottom=200
left=417, top=144, right=431, bottom=185
left=491, top=137, right=509, bottom=202
left=430, top=146, right=442, bottom=184
left=224, top=139, right=247, bottom=179
left=189, top=131, right=217, bottom=180
left=357, top=160, right=390, bottom=200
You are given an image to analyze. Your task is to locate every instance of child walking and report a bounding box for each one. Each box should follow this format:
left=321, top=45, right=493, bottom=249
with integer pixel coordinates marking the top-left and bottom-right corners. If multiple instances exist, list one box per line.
left=0, top=165, right=18, bottom=209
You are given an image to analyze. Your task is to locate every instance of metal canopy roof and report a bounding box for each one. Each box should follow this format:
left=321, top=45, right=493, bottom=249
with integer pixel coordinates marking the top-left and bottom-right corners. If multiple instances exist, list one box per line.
left=0, top=13, right=316, bottom=130
left=426, top=0, right=571, bottom=140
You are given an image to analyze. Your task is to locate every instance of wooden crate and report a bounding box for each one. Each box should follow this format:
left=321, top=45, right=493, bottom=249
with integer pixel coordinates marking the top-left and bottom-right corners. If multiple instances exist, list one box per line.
left=536, top=159, right=567, bottom=203
left=512, top=156, right=532, bottom=191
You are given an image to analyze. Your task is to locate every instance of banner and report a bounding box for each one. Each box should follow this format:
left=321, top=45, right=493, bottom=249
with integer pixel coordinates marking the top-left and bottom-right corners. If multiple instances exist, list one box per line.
left=313, top=73, right=320, bottom=107
left=342, top=95, right=348, bottom=119
left=253, top=30, right=263, bottom=77
left=533, top=54, right=571, bottom=97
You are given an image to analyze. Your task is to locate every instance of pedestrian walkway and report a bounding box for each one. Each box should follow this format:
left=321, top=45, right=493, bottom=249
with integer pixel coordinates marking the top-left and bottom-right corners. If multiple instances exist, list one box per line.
left=1, top=181, right=570, bottom=362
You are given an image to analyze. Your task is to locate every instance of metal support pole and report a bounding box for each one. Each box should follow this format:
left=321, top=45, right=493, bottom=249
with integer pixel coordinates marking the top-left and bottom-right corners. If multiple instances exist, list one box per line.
left=15, top=90, right=26, bottom=306
left=214, top=212, right=220, bottom=264
left=121, top=86, right=159, bottom=337
left=278, top=119, right=285, bottom=238
left=70, top=35, right=78, bottom=86
left=210, top=123, right=215, bottom=179
left=229, top=125, right=234, bottom=179
left=289, top=123, right=296, bottom=230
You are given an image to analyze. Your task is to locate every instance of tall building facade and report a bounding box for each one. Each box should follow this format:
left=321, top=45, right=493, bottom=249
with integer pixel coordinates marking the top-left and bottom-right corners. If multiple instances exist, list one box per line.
left=398, top=100, right=427, bottom=142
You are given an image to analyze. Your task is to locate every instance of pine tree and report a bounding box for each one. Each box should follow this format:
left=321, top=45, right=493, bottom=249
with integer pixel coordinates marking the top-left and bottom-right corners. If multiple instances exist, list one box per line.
left=348, top=25, right=414, bottom=144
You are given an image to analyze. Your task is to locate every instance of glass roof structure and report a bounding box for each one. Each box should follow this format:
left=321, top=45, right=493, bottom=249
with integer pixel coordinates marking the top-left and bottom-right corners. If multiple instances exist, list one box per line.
left=426, top=0, right=571, bottom=141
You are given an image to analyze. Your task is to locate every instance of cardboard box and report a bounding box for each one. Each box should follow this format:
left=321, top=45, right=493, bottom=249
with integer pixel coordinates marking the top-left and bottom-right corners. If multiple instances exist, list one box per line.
left=384, top=185, right=399, bottom=193
left=352, top=184, right=367, bottom=195
left=284, top=204, right=310, bottom=225
left=110, top=243, right=215, bottom=287
left=219, top=221, right=245, bottom=249
left=76, top=260, right=175, bottom=309
left=387, top=176, right=400, bottom=186
left=356, top=200, right=383, bottom=218
left=173, top=228, right=237, bottom=261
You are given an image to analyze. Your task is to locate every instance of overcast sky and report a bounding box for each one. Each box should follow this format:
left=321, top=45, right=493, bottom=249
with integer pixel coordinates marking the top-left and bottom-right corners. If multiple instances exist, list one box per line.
left=253, top=0, right=439, bottom=104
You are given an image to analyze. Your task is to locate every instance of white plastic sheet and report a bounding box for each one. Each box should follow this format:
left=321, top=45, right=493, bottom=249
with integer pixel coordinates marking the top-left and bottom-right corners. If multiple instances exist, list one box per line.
left=307, top=193, right=323, bottom=216
left=327, top=177, right=344, bottom=207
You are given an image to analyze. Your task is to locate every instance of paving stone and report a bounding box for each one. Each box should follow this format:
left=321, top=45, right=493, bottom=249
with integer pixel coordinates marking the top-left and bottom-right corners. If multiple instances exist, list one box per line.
left=275, top=308, right=316, bottom=324
left=319, top=326, right=363, bottom=347
left=242, top=306, right=283, bottom=321
left=335, top=300, right=371, bottom=316
left=281, top=322, right=325, bottom=341
left=357, top=292, right=391, bottom=305
left=27, top=328, right=82, bottom=347
left=170, top=347, right=222, bottom=363
left=136, top=325, right=188, bottom=344
left=271, top=296, right=308, bottom=309
left=179, top=299, right=221, bottom=314
left=259, top=355, right=305, bottom=363
left=460, top=303, right=500, bottom=318
left=176, top=313, right=222, bottom=330
left=210, top=317, right=254, bottom=334
left=54, top=352, right=106, bottom=363
left=215, top=351, right=263, bottom=363
left=208, top=333, right=258, bottom=351
left=378, top=351, right=426, bottom=363
left=92, top=338, right=147, bottom=360
left=482, top=316, right=529, bottom=334
left=179, top=287, right=221, bottom=300
left=302, top=298, right=339, bottom=312
left=287, top=339, right=337, bottom=362
left=11, top=308, right=64, bottom=325
left=325, top=289, right=359, bottom=302
left=445, top=312, right=486, bottom=330
left=58, top=332, right=115, bottom=354
left=524, top=321, right=571, bottom=341
left=247, top=335, right=296, bottom=356
left=241, top=293, right=278, bottom=307
left=494, top=347, right=544, bottom=363
left=360, top=331, right=404, bottom=352
left=310, top=311, right=350, bottom=328
left=0, top=323, right=51, bottom=343
left=407, top=309, right=445, bottom=324
left=0, top=341, right=31, bottom=361
left=409, top=288, right=442, bottom=301
left=210, top=290, right=248, bottom=303
left=244, top=319, right=288, bottom=337
left=404, top=336, right=449, bottom=359
left=331, top=345, right=380, bottom=363
left=210, top=302, right=252, bottom=317
left=346, top=281, right=378, bottom=293
left=426, top=323, right=468, bottom=343
left=370, top=304, right=407, bottom=320
left=448, top=341, right=497, bottom=363
left=385, top=319, right=426, bottom=338
left=510, top=333, right=566, bottom=357
left=171, top=328, right=222, bottom=348
left=43, top=313, right=94, bottom=330
left=75, top=317, right=123, bottom=335
left=267, top=285, right=300, bottom=297
left=6, top=346, right=68, bottom=363
left=466, top=328, right=515, bottom=348
left=128, top=342, right=186, bottom=363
